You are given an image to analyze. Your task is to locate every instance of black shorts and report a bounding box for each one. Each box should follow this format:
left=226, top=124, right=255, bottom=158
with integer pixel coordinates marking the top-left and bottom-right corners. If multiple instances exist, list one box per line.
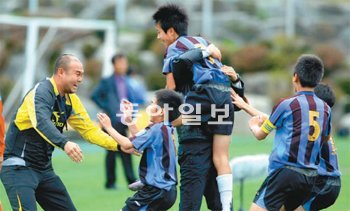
left=253, top=166, right=318, bottom=211
left=122, top=185, right=177, bottom=211
left=178, top=141, right=222, bottom=211
left=176, top=124, right=213, bottom=144
left=184, top=83, right=234, bottom=135
left=0, top=165, right=76, bottom=211
left=303, top=176, right=341, bottom=210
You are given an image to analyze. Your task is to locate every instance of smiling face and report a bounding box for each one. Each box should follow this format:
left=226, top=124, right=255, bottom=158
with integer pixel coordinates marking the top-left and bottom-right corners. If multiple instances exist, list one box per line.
left=155, top=23, right=178, bottom=47
left=60, top=59, right=84, bottom=94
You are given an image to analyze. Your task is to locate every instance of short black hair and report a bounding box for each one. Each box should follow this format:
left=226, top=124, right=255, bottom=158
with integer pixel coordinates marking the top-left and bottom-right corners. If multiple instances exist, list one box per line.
left=315, top=84, right=335, bottom=108
left=111, top=53, right=126, bottom=64
left=152, top=4, right=188, bottom=36
left=294, top=54, right=324, bottom=87
left=155, top=89, right=183, bottom=122
left=54, top=54, right=77, bottom=74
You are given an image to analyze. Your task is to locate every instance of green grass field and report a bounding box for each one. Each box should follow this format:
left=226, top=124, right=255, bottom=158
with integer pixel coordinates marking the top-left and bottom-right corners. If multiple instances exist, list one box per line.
left=1, top=135, right=349, bottom=210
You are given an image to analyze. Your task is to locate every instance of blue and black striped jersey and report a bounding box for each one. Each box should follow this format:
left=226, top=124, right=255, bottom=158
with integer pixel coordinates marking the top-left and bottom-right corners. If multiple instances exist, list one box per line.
left=131, top=122, right=177, bottom=191
left=318, top=137, right=341, bottom=177
left=163, top=36, right=230, bottom=85
left=261, top=91, right=332, bottom=173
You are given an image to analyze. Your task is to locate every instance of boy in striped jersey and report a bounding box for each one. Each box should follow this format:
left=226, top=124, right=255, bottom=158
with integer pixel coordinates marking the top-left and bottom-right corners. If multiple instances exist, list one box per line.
left=299, top=83, right=341, bottom=211
left=232, top=83, right=341, bottom=211
left=232, top=54, right=331, bottom=210
left=98, top=89, right=183, bottom=210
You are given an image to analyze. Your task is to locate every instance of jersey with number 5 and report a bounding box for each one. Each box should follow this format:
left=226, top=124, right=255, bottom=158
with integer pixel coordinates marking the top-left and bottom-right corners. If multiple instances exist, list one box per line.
left=261, top=91, right=332, bottom=173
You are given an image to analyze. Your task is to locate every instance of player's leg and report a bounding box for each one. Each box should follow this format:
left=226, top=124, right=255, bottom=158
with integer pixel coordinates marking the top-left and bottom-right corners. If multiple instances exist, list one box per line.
left=250, top=172, right=275, bottom=211
left=148, top=185, right=177, bottom=210
left=293, top=206, right=305, bottom=211
left=178, top=141, right=211, bottom=211
left=122, top=185, right=174, bottom=210
left=122, top=187, right=151, bottom=210
left=213, top=135, right=231, bottom=175
left=35, top=170, right=76, bottom=211
left=250, top=203, right=268, bottom=211
left=203, top=163, right=222, bottom=210
left=306, top=177, right=341, bottom=210
left=105, top=150, right=117, bottom=189
left=299, top=174, right=323, bottom=211
left=213, top=134, right=232, bottom=211
left=253, top=167, right=316, bottom=211
left=0, top=166, right=39, bottom=210
left=283, top=169, right=318, bottom=211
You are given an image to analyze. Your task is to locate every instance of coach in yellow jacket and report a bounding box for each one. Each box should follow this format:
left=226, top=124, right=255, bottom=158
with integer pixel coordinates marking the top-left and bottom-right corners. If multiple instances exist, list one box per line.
left=0, top=54, right=120, bottom=211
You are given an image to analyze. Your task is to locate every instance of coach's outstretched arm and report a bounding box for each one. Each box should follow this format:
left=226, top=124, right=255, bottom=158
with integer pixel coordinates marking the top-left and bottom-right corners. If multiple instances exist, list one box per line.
left=67, top=94, right=119, bottom=151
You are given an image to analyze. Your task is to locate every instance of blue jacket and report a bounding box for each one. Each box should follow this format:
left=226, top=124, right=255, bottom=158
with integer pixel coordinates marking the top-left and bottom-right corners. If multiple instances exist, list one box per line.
left=91, top=74, right=145, bottom=126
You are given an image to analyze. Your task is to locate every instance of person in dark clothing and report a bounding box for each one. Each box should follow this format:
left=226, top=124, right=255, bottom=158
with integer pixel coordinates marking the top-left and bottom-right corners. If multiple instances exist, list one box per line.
left=153, top=4, right=245, bottom=209
left=0, top=54, right=122, bottom=210
left=91, top=53, right=144, bottom=189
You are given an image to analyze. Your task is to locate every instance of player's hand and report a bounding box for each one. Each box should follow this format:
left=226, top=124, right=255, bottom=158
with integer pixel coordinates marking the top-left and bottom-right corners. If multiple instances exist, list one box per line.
left=249, top=115, right=265, bottom=128
left=207, top=44, right=222, bottom=61
left=260, top=115, right=268, bottom=122
left=121, top=146, right=141, bottom=156
left=221, top=65, right=239, bottom=82
left=121, top=99, right=133, bottom=123
left=231, top=89, right=249, bottom=108
left=64, top=141, right=83, bottom=163
left=97, top=113, right=112, bottom=130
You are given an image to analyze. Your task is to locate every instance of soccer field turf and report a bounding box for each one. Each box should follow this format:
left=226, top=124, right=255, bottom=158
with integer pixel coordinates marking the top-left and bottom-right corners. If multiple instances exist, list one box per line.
left=1, top=135, right=349, bottom=210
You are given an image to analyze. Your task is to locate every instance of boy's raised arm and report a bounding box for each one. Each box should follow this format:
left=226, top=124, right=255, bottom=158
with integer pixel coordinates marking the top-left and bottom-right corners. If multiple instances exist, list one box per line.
left=231, top=90, right=268, bottom=118
left=97, top=113, right=134, bottom=149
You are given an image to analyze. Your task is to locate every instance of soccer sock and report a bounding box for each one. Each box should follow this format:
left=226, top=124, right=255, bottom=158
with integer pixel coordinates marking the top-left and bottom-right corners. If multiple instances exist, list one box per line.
left=216, top=174, right=233, bottom=211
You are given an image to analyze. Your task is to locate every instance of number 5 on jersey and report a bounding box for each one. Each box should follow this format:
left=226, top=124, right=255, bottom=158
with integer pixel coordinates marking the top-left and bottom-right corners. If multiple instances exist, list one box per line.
left=308, top=111, right=320, bottom=141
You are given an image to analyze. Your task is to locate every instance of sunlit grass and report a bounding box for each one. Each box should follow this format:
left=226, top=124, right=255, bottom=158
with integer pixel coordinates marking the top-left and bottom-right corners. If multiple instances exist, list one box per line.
left=0, top=136, right=349, bottom=210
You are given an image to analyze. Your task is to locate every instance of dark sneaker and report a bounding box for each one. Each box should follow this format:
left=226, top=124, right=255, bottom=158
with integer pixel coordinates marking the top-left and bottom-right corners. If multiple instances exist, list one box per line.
left=105, top=184, right=117, bottom=190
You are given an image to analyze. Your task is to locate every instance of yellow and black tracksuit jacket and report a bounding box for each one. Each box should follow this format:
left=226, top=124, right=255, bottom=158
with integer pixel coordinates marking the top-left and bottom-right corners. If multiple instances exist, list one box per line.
left=3, top=77, right=118, bottom=170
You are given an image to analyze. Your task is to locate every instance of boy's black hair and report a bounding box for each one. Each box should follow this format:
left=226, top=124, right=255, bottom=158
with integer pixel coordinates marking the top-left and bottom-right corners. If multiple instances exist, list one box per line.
left=155, top=89, right=183, bottom=122
left=314, top=84, right=335, bottom=108
left=111, top=53, right=126, bottom=64
left=294, top=54, right=324, bottom=88
left=152, top=4, right=188, bottom=36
